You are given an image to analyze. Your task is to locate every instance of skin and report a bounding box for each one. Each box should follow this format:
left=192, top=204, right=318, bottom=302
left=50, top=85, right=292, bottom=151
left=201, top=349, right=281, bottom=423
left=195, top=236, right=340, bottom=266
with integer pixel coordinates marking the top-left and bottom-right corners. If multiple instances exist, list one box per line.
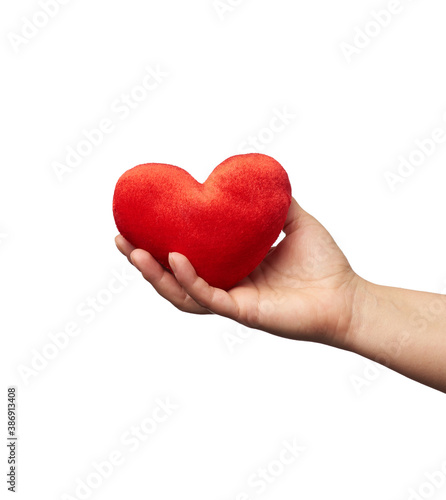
left=115, top=197, right=446, bottom=393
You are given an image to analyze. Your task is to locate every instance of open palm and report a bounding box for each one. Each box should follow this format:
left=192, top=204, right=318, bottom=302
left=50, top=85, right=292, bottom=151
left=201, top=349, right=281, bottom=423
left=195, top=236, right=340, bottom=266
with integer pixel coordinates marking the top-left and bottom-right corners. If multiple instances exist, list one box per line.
left=115, top=198, right=361, bottom=348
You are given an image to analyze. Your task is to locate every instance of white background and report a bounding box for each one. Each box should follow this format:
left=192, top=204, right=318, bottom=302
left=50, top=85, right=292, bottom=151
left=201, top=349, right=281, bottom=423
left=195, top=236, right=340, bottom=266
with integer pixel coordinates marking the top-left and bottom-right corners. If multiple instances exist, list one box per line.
left=2, top=0, right=446, bottom=499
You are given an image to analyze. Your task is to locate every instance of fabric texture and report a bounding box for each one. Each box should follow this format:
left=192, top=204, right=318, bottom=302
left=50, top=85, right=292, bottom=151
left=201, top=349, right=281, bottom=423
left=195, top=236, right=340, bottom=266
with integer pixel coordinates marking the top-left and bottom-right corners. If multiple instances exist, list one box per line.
left=113, top=153, right=292, bottom=290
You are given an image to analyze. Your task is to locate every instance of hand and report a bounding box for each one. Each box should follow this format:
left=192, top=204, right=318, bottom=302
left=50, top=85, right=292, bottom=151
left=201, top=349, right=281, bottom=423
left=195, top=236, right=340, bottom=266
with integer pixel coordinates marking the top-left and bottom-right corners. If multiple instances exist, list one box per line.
left=115, top=198, right=446, bottom=393
left=115, top=197, right=363, bottom=349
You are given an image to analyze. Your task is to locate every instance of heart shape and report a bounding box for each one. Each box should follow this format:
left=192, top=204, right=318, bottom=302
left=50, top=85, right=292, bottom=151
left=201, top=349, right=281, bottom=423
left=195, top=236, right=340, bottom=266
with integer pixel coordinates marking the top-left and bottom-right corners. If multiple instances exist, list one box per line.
left=113, top=153, right=291, bottom=290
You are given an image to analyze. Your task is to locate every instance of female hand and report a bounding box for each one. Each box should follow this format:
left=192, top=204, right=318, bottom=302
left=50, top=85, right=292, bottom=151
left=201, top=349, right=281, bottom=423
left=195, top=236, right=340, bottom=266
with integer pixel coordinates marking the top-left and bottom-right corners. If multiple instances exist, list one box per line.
left=115, top=197, right=362, bottom=350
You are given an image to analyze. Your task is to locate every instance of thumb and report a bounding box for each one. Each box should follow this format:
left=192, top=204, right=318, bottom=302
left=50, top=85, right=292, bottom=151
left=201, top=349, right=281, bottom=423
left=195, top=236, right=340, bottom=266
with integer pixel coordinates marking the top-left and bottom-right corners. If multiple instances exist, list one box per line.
left=283, top=196, right=304, bottom=236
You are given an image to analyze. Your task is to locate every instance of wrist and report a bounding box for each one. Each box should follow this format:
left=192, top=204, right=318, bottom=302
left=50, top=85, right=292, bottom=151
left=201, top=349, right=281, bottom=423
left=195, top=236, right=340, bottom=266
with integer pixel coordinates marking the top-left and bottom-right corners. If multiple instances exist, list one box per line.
left=344, top=278, right=416, bottom=368
left=342, top=276, right=383, bottom=355
left=339, top=273, right=446, bottom=393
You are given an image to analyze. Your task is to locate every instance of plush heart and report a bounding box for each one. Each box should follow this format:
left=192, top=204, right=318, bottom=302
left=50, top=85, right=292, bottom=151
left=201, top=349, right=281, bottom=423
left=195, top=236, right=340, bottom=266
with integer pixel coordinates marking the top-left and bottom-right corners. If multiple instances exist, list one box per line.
left=113, top=153, right=291, bottom=290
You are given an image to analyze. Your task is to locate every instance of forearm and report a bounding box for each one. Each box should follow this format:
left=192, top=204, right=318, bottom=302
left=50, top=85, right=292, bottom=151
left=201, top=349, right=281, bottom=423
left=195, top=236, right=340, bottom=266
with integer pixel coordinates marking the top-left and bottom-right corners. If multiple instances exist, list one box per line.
left=347, top=279, right=446, bottom=393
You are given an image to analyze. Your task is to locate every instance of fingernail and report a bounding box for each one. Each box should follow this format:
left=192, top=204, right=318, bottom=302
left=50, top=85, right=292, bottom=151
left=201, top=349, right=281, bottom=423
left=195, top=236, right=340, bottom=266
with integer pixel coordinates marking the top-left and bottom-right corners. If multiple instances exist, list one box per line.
left=168, top=253, right=177, bottom=273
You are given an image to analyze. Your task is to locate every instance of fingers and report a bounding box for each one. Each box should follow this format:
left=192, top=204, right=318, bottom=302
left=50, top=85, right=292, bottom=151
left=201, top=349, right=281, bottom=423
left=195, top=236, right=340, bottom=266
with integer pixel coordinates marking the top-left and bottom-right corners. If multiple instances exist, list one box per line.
left=283, top=197, right=302, bottom=236
left=115, top=237, right=242, bottom=320
left=168, top=252, right=240, bottom=320
left=115, top=235, right=209, bottom=314
left=115, top=234, right=136, bottom=264
left=129, top=249, right=210, bottom=314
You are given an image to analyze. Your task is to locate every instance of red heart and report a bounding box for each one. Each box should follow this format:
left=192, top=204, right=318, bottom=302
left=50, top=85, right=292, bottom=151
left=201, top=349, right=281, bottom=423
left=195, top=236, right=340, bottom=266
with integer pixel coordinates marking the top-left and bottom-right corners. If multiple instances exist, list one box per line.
left=113, top=153, right=291, bottom=290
